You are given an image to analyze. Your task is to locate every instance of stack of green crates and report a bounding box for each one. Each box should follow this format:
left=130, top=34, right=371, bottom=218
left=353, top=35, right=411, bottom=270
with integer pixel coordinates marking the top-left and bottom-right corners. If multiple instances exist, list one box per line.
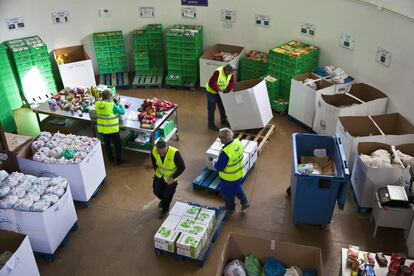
left=6, top=36, right=57, bottom=103
left=165, top=24, right=203, bottom=85
left=0, top=43, right=22, bottom=111
left=268, top=40, right=319, bottom=101
left=240, top=51, right=268, bottom=81
left=93, top=31, right=128, bottom=75
left=131, top=24, right=164, bottom=76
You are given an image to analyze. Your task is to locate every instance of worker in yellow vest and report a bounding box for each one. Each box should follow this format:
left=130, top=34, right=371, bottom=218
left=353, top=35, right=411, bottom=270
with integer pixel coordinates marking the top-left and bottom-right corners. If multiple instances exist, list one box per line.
left=151, top=139, right=186, bottom=218
left=95, top=90, right=125, bottom=165
left=214, top=128, right=249, bottom=213
left=205, top=64, right=235, bottom=130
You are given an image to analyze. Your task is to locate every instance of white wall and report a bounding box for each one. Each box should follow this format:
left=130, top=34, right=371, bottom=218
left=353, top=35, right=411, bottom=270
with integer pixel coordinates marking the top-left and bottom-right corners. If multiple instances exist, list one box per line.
left=1, top=0, right=413, bottom=123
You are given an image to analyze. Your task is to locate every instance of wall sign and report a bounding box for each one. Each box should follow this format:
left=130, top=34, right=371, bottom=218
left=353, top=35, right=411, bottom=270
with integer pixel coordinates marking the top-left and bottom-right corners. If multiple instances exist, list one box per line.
left=181, top=0, right=208, bottom=7
left=6, top=17, right=25, bottom=30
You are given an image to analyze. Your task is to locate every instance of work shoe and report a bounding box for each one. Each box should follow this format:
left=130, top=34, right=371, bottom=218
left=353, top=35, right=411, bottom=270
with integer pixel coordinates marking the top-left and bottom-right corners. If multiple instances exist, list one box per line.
left=286, top=187, right=291, bottom=196
left=241, top=204, right=250, bottom=211
left=208, top=125, right=219, bottom=131
left=158, top=201, right=163, bottom=209
left=159, top=211, right=167, bottom=219
left=221, top=119, right=230, bottom=127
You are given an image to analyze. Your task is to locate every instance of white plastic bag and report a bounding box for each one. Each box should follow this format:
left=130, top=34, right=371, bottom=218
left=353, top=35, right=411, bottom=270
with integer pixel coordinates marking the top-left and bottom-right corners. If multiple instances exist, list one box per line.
left=0, top=170, right=9, bottom=183
left=31, top=199, right=51, bottom=212
left=42, top=193, right=59, bottom=204
left=0, top=195, right=19, bottom=209
left=224, top=259, right=247, bottom=276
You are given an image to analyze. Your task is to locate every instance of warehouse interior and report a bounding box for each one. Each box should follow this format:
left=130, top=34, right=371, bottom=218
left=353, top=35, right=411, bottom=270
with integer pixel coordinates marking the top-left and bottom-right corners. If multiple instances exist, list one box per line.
left=1, top=0, right=414, bottom=275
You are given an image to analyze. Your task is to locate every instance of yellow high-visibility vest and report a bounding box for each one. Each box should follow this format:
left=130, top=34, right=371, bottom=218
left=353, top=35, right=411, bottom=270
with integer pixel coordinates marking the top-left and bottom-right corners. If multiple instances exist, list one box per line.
left=219, top=139, right=244, bottom=181
left=152, top=146, right=179, bottom=182
left=95, top=101, right=119, bottom=134
left=205, top=66, right=232, bottom=95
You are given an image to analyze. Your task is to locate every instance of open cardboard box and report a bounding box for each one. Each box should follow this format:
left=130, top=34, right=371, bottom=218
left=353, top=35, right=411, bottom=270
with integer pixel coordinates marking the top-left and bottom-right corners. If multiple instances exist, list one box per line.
left=54, top=45, right=96, bottom=88
left=336, top=113, right=414, bottom=169
left=288, top=73, right=336, bottom=128
left=301, top=156, right=336, bottom=176
left=351, top=142, right=414, bottom=208
left=215, top=233, right=324, bottom=276
left=199, top=44, right=244, bottom=88
left=313, top=83, right=387, bottom=135
left=0, top=231, right=39, bottom=276
left=220, top=79, right=273, bottom=130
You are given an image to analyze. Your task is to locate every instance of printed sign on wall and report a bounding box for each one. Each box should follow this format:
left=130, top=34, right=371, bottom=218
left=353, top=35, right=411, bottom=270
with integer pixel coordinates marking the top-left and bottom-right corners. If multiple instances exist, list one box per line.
left=181, top=0, right=208, bottom=7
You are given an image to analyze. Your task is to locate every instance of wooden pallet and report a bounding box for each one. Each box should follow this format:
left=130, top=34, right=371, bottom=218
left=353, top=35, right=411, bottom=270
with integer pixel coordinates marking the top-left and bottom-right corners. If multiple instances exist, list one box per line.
left=165, top=80, right=198, bottom=91
left=132, top=75, right=163, bottom=88
left=99, top=72, right=130, bottom=88
left=233, top=124, right=275, bottom=153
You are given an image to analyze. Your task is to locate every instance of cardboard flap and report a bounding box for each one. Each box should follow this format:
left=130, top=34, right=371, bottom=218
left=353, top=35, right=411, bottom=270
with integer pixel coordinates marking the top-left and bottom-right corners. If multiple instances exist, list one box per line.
left=372, top=113, right=414, bottom=135
left=233, top=79, right=262, bottom=92
left=348, top=83, right=387, bottom=102
left=301, top=156, right=336, bottom=176
left=395, top=144, right=414, bottom=156
left=294, top=72, right=333, bottom=90
left=321, top=93, right=361, bottom=107
left=54, top=45, right=90, bottom=62
left=0, top=230, right=25, bottom=252
left=338, top=116, right=382, bottom=136
left=357, top=142, right=392, bottom=155
left=201, top=44, right=244, bottom=60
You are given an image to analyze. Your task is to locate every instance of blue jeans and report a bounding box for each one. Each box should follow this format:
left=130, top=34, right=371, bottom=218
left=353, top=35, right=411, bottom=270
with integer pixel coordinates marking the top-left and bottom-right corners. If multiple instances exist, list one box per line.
left=206, top=92, right=226, bottom=128
left=220, top=180, right=249, bottom=211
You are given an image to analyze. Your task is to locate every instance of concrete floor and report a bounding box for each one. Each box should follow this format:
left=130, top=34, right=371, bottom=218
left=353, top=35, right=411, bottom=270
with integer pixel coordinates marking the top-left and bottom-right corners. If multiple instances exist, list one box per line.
left=16, top=88, right=407, bottom=276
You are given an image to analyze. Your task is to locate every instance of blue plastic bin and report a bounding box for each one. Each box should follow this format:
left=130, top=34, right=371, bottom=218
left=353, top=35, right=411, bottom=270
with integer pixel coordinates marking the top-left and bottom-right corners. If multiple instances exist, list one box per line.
left=291, top=133, right=350, bottom=226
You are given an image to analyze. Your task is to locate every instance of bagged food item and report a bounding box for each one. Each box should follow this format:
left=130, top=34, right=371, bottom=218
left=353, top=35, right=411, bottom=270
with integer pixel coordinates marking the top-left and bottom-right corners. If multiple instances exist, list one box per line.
left=38, top=147, right=51, bottom=156
left=263, top=258, right=285, bottom=276
left=224, top=259, right=246, bottom=276
left=72, top=158, right=82, bottom=164
left=31, top=140, right=45, bottom=153
left=244, top=255, right=262, bottom=276
left=284, top=267, right=302, bottom=276
left=49, top=177, right=68, bottom=189
left=46, top=140, right=59, bottom=149
left=0, top=195, right=19, bottom=209
left=0, top=170, right=9, bottom=183
left=44, top=157, right=58, bottom=164
left=40, top=131, right=52, bottom=139
left=27, top=191, right=41, bottom=202
left=49, top=147, right=63, bottom=158
left=45, top=185, right=65, bottom=197
left=396, top=150, right=414, bottom=167
left=56, top=157, right=69, bottom=165
left=359, top=154, right=372, bottom=167
left=13, top=196, right=34, bottom=211
left=9, top=185, right=27, bottom=198
left=31, top=199, right=51, bottom=212
left=33, top=151, right=47, bottom=162
left=0, top=250, right=13, bottom=268
left=0, top=186, right=11, bottom=197
left=42, top=193, right=59, bottom=205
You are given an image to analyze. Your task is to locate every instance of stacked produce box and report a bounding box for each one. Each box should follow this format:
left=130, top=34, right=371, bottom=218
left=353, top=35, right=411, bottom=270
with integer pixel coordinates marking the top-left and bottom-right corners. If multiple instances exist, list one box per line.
left=93, top=31, right=127, bottom=75
left=264, top=75, right=284, bottom=113
left=131, top=24, right=164, bottom=76
left=5, top=36, right=57, bottom=105
left=165, top=24, right=203, bottom=86
left=240, top=51, right=268, bottom=81
left=268, top=41, right=319, bottom=112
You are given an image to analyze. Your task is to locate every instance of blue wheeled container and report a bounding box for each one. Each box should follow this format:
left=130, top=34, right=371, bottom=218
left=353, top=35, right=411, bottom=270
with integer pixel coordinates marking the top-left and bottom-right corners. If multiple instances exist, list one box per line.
left=291, top=133, right=350, bottom=227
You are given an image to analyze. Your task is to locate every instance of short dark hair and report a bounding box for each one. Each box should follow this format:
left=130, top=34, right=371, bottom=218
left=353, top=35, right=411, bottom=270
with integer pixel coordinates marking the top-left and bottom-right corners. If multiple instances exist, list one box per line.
left=102, top=90, right=112, bottom=100
left=156, top=139, right=167, bottom=149
left=224, top=64, right=234, bottom=73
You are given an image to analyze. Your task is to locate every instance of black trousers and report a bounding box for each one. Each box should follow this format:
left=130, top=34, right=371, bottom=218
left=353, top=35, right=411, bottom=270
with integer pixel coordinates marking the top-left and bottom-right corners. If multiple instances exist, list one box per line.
left=102, top=132, right=122, bottom=163
left=153, top=176, right=177, bottom=212
left=207, top=92, right=227, bottom=128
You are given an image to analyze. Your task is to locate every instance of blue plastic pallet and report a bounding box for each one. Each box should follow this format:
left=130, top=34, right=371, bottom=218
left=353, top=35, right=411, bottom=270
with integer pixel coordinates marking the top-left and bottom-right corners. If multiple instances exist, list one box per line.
left=74, top=177, right=106, bottom=208
left=154, top=202, right=227, bottom=266
left=99, top=72, right=130, bottom=89
left=34, top=221, right=79, bottom=262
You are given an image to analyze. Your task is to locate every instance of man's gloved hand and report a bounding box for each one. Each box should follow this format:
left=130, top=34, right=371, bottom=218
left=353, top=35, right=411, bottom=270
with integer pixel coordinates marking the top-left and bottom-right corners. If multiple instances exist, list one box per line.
left=167, top=177, right=174, bottom=185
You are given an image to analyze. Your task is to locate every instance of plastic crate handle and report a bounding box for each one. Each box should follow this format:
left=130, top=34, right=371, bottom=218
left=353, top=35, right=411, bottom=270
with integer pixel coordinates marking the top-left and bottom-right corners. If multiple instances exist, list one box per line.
left=318, top=178, right=331, bottom=189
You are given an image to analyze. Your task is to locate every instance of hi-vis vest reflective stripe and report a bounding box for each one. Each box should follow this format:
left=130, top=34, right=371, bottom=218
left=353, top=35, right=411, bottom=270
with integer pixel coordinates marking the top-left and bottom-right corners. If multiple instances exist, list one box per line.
left=95, top=101, right=119, bottom=134
left=205, top=66, right=232, bottom=95
left=219, top=139, right=244, bottom=182
left=152, top=146, right=179, bottom=182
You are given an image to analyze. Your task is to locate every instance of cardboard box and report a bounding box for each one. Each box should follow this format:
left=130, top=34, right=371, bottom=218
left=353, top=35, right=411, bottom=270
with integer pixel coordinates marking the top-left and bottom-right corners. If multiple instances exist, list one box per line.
left=169, top=202, right=201, bottom=219
left=336, top=113, right=414, bottom=169
left=0, top=185, right=78, bottom=254
left=289, top=73, right=336, bottom=128
left=300, top=156, right=336, bottom=176
left=215, top=233, right=324, bottom=276
left=187, top=222, right=208, bottom=247
left=313, top=83, right=388, bottom=135
left=17, top=141, right=106, bottom=202
left=154, top=215, right=181, bottom=253
left=243, top=152, right=249, bottom=177
left=242, top=140, right=258, bottom=169
left=195, top=208, right=215, bottom=234
left=199, top=44, right=244, bottom=88
left=351, top=142, right=413, bottom=208
left=176, top=218, right=195, bottom=233
left=220, top=79, right=273, bottom=131
left=0, top=231, right=40, bottom=276
left=54, top=45, right=96, bottom=88
left=176, top=233, right=203, bottom=258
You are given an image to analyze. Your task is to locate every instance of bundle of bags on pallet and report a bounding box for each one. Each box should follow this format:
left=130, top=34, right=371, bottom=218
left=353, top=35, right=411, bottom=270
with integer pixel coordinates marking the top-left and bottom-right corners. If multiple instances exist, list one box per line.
left=0, top=170, right=68, bottom=212
left=31, top=131, right=99, bottom=164
left=359, top=149, right=414, bottom=169
left=224, top=254, right=318, bottom=276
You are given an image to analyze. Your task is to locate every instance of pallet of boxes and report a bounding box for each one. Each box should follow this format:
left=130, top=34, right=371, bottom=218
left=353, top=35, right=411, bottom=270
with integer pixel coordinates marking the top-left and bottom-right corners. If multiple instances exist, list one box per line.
left=154, top=201, right=226, bottom=265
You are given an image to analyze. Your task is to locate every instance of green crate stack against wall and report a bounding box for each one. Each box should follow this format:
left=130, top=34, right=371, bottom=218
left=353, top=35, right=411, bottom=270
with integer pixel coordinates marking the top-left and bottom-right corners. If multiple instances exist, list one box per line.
left=93, top=31, right=128, bottom=75
left=0, top=43, right=22, bottom=111
left=268, top=40, right=319, bottom=101
left=240, top=51, right=268, bottom=81
left=6, top=36, right=57, bottom=104
left=131, top=24, right=164, bottom=76
left=165, top=24, right=203, bottom=86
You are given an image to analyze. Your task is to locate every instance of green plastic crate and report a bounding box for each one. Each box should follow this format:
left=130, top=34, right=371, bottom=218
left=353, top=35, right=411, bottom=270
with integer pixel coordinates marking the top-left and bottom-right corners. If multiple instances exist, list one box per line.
left=165, top=74, right=183, bottom=85
left=147, top=24, right=162, bottom=34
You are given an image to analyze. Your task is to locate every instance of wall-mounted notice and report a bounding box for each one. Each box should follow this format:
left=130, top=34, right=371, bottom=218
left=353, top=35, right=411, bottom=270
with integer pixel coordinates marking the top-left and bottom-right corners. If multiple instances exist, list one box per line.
left=6, top=17, right=25, bottom=30
left=181, top=0, right=208, bottom=7
left=139, top=7, right=155, bottom=18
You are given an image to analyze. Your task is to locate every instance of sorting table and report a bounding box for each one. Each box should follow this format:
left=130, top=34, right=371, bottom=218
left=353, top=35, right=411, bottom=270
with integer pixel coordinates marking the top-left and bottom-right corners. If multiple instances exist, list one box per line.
left=32, top=96, right=179, bottom=154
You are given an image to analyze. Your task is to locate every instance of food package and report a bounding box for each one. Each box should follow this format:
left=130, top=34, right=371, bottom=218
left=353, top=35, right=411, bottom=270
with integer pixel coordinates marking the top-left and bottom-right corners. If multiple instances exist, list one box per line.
left=45, top=186, right=65, bottom=197
left=0, top=195, right=19, bottom=209
left=0, top=186, right=11, bottom=197
left=244, top=255, right=262, bottom=276
left=46, top=140, right=59, bottom=149
left=0, top=250, right=13, bottom=268
left=9, top=185, right=28, bottom=198
left=395, top=150, right=414, bottom=167
left=30, top=199, right=51, bottom=212
left=33, top=151, right=47, bottom=162
left=49, top=177, right=68, bottom=189
left=347, top=245, right=359, bottom=263
left=49, top=147, right=63, bottom=158
left=262, top=258, right=286, bottom=276
left=26, top=191, right=41, bottom=202
left=224, top=259, right=247, bottom=276
left=13, top=195, right=34, bottom=211
left=0, top=170, right=9, bottom=183
left=41, top=193, right=59, bottom=204
left=31, top=140, right=45, bottom=153
left=38, top=146, right=51, bottom=156
left=303, top=78, right=317, bottom=90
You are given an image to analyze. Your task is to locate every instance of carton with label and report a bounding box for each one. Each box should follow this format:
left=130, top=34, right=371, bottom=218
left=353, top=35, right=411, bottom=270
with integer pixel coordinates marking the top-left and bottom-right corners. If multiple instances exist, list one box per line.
left=176, top=233, right=203, bottom=258
left=176, top=218, right=195, bottom=233
left=242, top=140, right=258, bottom=169
left=154, top=215, right=181, bottom=253
left=188, top=222, right=209, bottom=247
left=195, top=208, right=216, bottom=233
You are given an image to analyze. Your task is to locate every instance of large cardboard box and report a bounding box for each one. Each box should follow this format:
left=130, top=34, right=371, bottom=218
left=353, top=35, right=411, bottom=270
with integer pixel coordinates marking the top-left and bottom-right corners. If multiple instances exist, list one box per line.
left=289, top=73, right=336, bottom=128
left=351, top=142, right=413, bottom=208
left=176, top=233, right=203, bottom=258
left=336, top=113, right=414, bottom=169
left=0, top=231, right=39, bottom=276
left=215, top=233, right=324, bottom=276
left=313, top=83, right=388, bottom=135
left=220, top=79, right=273, bottom=131
left=169, top=202, right=201, bottom=219
left=154, top=215, right=181, bottom=253
left=54, top=45, right=96, bottom=88
left=199, top=44, right=244, bottom=88
left=17, top=141, right=106, bottom=202
left=242, top=140, right=258, bottom=169
left=0, top=185, right=78, bottom=254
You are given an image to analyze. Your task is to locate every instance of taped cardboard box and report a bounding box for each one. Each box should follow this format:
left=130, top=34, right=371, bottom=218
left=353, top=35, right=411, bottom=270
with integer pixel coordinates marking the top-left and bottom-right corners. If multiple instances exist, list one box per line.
left=199, top=44, right=244, bottom=88
left=289, top=73, right=336, bottom=128
left=0, top=230, right=39, bottom=276
left=154, top=215, right=181, bottom=253
left=220, top=79, right=273, bottom=131
left=336, top=113, right=414, bottom=169
left=54, top=45, right=96, bottom=88
left=215, top=233, right=324, bottom=276
left=313, top=83, right=387, bottom=135
left=351, top=142, right=413, bottom=208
